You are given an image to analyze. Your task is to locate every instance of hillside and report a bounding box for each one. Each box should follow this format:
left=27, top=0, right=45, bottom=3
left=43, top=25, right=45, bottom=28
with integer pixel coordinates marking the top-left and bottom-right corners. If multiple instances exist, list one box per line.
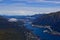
left=32, top=11, right=60, bottom=32
left=0, top=16, right=39, bottom=40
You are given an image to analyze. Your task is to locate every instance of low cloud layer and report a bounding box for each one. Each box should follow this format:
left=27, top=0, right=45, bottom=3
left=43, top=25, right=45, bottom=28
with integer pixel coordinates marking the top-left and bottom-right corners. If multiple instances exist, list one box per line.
left=0, top=6, right=60, bottom=15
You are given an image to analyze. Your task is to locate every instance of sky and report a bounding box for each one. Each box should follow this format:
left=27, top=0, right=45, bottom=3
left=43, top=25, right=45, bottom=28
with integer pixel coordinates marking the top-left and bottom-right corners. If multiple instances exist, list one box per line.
left=0, top=0, right=60, bottom=15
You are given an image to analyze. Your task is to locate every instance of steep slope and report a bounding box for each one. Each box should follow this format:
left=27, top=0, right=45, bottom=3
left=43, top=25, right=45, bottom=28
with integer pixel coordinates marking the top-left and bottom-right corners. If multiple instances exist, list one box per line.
left=32, top=11, right=60, bottom=32
left=0, top=16, right=26, bottom=40
left=0, top=16, right=39, bottom=40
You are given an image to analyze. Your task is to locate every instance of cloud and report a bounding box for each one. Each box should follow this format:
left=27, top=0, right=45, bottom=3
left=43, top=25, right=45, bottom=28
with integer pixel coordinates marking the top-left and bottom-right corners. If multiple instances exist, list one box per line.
left=0, top=6, right=60, bottom=15
left=12, top=0, right=45, bottom=1
left=29, top=1, right=60, bottom=4
left=0, top=0, right=60, bottom=15
left=0, top=0, right=60, bottom=4
left=8, top=18, right=18, bottom=22
left=41, top=1, right=60, bottom=3
left=0, top=10, right=39, bottom=15
left=11, top=0, right=60, bottom=4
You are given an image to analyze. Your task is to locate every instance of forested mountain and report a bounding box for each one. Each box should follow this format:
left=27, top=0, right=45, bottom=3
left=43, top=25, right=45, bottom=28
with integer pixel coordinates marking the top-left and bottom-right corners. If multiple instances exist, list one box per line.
left=0, top=15, right=39, bottom=40
left=32, top=11, right=60, bottom=32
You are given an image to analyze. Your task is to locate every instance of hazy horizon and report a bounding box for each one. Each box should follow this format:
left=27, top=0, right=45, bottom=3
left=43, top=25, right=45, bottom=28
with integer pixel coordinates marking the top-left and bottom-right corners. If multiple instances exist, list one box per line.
left=0, top=0, right=60, bottom=15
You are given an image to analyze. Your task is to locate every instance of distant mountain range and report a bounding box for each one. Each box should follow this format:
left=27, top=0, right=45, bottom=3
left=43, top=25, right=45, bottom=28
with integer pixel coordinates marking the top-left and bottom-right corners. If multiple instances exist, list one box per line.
left=0, top=14, right=40, bottom=40
left=0, top=11, right=60, bottom=40
left=0, top=11, right=60, bottom=32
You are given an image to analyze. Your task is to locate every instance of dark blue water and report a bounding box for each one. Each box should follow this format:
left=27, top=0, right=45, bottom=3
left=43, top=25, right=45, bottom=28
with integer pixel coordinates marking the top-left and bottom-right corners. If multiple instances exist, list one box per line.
left=25, top=22, right=60, bottom=40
